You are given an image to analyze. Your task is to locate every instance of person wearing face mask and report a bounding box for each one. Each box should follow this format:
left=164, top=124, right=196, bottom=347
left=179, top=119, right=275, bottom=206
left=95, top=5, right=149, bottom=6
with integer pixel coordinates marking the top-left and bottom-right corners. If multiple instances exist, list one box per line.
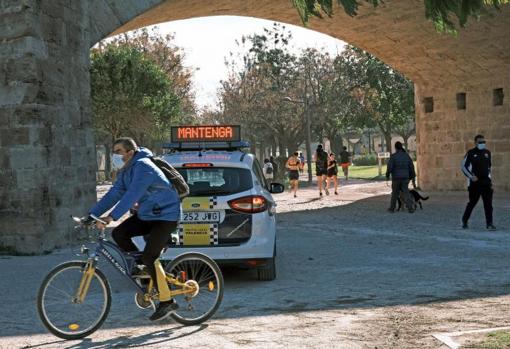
left=89, top=137, right=182, bottom=321
left=461, top=134, right=496, bottom=230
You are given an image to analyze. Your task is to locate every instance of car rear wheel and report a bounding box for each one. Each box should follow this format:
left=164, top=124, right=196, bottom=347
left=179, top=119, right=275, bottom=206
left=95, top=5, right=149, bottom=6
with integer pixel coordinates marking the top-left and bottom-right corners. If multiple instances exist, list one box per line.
left=257, top=246, right=276, bottom=281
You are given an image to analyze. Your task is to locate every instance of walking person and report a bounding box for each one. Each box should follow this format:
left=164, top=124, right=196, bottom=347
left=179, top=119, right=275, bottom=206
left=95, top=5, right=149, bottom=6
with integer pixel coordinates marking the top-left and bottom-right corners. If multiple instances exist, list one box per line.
left=298, top=152, right=305, bottom=174
left=314, top=144, right=328, bottom=196
left=326, top=152, right=339, bottom=195
left=339, top=146, right=351, bottom=180
left=461, top=134, right=496, bottom=230
left=263, top=158, right=274, bottom=181
left=89, top=137, right=181, bottom=321
left=286, top=152, right=301, bottom=198
left=386, top=141, right=416, bottom=213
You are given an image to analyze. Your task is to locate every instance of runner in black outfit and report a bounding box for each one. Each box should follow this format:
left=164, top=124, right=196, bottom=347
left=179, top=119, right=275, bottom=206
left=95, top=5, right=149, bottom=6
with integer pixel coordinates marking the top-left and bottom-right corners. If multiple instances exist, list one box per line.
left=326, top=153, right=339, bottom=195
left=314, top=145, right=328, bottom=196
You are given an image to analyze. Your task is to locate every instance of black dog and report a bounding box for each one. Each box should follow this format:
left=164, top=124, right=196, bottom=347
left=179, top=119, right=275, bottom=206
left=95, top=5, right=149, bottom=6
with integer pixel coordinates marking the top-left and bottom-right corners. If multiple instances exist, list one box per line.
left=397, top=188, right=429, bottom=211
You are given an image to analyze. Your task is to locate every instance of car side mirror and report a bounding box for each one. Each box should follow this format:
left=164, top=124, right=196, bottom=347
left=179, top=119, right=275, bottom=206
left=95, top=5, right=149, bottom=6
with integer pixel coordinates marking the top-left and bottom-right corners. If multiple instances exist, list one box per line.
left=269, top=183, right=285, bottom=194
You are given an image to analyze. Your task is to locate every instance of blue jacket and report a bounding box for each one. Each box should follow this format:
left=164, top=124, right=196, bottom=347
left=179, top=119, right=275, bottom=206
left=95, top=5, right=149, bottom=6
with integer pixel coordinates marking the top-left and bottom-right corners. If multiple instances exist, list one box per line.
left=90, top=147, right=181, bottom=221
left=386, top=149, right=416, bottom=180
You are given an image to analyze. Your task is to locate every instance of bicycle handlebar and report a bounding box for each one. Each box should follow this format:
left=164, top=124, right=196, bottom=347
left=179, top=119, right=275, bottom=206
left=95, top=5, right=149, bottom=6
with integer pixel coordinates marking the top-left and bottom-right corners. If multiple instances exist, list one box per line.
left=71, top=214, right=107, bottom=226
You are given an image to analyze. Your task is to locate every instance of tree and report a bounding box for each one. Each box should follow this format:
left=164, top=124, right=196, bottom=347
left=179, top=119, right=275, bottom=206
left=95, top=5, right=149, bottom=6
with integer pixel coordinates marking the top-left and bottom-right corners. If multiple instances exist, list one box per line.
left=112, top=28, right=198, bottom=122
left=90, top=45, right=181, bottom=178
left=339, top=46, right=415, bottom=152
left=292, top=0, right=508, bottom=34
left=217, top=23, right=307, bottom=167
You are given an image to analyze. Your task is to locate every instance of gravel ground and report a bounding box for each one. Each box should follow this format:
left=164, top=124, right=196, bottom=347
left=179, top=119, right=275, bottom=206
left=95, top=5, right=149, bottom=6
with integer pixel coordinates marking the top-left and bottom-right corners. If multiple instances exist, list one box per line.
left=1, top=179, right=510, bottom=349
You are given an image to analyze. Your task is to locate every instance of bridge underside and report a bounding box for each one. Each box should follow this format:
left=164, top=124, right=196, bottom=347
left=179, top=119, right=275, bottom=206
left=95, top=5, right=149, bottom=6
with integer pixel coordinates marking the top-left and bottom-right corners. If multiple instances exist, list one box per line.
left=1, top=0, right=509, bottom=253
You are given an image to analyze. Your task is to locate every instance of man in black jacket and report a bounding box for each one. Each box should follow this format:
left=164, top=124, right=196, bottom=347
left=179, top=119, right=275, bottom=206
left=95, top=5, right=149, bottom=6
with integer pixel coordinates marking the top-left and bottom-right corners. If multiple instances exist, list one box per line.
left=461, top=134, right=496, bottom=230
left=386, top=142, right=416, bottom=213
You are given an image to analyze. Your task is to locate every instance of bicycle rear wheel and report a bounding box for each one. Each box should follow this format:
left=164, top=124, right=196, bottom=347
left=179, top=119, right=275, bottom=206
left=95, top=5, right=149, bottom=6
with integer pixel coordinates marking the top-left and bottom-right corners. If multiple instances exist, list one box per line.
left=165, top=253, right=223, bottom=325
left=37, top=261, right=111, bottom=340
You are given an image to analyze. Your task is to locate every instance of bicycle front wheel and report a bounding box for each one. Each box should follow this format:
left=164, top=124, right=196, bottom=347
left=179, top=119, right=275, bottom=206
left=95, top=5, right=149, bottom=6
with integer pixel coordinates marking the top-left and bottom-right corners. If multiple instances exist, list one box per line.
left=37, top=261, right=111, bottom=340
left=165, top=252, right=224, bottom=325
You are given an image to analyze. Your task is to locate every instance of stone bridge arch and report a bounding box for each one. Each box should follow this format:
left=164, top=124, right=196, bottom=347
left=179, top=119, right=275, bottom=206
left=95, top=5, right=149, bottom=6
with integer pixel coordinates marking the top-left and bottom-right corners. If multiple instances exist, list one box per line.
left=1, top=0, right=509, bottom=253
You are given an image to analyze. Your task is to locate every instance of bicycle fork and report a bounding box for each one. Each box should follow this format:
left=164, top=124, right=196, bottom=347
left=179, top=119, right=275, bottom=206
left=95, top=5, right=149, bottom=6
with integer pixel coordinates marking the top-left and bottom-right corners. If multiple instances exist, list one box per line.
left=73, top=258, right=96, bottom=304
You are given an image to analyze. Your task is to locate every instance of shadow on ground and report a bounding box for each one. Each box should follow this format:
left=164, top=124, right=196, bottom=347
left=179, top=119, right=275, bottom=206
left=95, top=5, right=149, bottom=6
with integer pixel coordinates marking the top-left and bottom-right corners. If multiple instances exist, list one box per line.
left=1, top=189, right=509, bottom=341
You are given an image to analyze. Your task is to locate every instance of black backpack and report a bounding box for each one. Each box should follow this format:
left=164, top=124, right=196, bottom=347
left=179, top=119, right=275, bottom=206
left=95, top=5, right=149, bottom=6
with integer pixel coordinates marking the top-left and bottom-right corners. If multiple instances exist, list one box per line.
left=150, top=157, right=190, bottom=199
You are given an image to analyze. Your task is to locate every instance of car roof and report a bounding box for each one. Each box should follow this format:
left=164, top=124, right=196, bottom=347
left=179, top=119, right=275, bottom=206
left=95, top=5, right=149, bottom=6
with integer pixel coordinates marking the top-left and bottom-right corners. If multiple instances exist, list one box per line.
left=162, top=150, right=255, bottom=169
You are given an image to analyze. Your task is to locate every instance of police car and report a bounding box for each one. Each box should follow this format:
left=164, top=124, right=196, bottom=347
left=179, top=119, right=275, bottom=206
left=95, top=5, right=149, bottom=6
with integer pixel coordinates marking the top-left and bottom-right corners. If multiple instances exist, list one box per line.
left=157, top=125, right=283, bottom=281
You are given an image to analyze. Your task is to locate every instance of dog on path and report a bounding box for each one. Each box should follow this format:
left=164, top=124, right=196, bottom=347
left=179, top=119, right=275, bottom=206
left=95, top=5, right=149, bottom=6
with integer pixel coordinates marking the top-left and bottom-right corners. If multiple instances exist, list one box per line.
left=397, top=188, right=429, bottom=211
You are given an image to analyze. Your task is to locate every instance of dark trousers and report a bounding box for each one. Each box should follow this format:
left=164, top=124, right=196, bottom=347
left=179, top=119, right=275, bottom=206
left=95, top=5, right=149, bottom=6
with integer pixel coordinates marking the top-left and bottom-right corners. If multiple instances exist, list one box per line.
left=112, top=215, right=177, bottom=289
left=390, top=179, right=413, bottom=210
left=462, top=183, right=493, bottom=225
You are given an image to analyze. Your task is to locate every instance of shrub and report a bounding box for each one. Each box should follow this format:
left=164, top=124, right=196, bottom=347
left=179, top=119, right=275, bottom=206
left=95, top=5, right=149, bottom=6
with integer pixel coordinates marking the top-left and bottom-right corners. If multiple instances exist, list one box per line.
left=353, top=154, right=378, bottom=166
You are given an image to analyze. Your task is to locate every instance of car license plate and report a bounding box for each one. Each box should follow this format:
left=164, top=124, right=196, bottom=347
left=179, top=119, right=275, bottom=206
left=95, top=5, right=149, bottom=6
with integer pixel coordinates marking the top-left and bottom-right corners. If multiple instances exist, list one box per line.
left=181, top=211, right=220, bottom=223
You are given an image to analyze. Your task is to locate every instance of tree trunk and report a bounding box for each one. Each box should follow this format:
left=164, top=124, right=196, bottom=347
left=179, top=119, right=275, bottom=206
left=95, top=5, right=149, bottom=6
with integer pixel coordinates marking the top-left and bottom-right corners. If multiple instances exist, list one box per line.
left=278, top=139, right=285, bottom=158
left=329, top=132, right=343, bottom=157
left=403, top=134, right=410, bottom=151
left=104, top=142, right=112, bottom=181
left=384, top=133, right=392, bottom=153
left=367, top=131, right=372, bottom=154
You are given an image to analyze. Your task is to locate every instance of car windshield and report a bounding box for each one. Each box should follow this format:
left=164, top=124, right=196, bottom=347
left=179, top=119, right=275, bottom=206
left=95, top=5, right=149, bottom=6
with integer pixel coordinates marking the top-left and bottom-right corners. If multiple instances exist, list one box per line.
left=176, top=167, right=253, bottom=196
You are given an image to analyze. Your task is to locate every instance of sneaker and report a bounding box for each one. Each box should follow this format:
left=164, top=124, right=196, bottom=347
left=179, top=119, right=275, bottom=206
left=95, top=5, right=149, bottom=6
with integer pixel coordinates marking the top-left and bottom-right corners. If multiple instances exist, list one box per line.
left=408, top=208, right=415, bottom=214
left=334, top=191, right=338, bottom=195
left=487, top=224, right=497, bottom=231
left=325, top=188, right=330, bottom=195
left=320, top=192, right=323, bottom=197
left=131, top=264, right=148, bottom=276
left=149, top=300, right=179, bottom=321
left=294, top=194, right=297, bottom=198
left=387, top=208, right=395, bottom=213
left=462, top=221, right=468, bottom=229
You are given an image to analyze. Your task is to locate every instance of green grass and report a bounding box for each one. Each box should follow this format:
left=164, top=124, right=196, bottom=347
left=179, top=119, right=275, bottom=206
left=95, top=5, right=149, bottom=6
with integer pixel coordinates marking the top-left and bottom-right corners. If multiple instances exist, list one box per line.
left=468, top=331, right=510, bottom=349
left=280, top=162, right=416, bottom=183
left=348, top=165, right=387, bottom=180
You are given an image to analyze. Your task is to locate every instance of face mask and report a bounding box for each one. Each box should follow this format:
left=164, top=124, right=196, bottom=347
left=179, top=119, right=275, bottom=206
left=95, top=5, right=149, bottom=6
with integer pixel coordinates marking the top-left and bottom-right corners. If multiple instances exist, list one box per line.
left=477, top=143, right=486, bottom=150
left=112, top=154, right=125, bottom=169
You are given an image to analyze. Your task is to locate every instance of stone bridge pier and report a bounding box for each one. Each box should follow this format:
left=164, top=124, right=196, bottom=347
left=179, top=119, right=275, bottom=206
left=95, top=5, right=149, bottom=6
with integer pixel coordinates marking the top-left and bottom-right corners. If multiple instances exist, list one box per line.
left=1, top=0, right=509, bottom=253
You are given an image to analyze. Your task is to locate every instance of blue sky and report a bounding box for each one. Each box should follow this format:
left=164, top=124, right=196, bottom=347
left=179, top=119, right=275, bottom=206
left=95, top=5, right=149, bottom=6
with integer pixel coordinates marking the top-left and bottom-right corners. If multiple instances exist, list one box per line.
left=138, top=16, right=346, bottom=109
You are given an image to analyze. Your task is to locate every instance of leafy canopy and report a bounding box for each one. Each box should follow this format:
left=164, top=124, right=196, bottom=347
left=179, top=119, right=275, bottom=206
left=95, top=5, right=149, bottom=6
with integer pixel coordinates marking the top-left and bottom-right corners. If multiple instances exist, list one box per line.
left=292, top=0, right=508, bottom=34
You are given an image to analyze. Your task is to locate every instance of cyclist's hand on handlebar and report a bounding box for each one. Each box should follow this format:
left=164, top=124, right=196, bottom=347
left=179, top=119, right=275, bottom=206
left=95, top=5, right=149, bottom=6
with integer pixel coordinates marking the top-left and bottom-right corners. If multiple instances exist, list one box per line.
left=96, top=216, right=113, bottom=230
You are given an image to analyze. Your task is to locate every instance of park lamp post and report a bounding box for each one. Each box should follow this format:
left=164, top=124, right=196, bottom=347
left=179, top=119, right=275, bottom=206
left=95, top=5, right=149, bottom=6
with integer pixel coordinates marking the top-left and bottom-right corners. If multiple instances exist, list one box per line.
left=282, top=96, right=313, bottom=184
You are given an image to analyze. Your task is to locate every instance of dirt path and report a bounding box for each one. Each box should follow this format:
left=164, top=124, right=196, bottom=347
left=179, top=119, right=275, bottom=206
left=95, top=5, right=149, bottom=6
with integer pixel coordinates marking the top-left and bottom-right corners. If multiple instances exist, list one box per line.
left=1, top=180, right=510, bottom=348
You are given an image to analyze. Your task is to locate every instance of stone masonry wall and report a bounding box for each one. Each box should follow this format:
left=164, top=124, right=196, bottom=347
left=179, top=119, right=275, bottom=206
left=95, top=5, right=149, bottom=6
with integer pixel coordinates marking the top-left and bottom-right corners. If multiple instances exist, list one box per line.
left=416, top=78, right=510, bottom=191
left=0, top=0, right=96, bottom=254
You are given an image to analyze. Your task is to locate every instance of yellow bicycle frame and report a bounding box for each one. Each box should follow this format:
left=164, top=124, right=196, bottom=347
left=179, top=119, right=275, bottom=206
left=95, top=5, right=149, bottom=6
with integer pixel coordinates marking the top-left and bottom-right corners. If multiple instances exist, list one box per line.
left=152, top=260, right=197, bottom=301
left=76, top=258, right=198, bottom=304
left=75, top=259, right=96, bottom=303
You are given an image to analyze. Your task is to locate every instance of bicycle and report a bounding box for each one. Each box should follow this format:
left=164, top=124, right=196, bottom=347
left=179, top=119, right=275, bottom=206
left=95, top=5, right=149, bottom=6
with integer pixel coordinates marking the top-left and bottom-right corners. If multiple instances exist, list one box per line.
left=37, top=215, right=224, bottom=340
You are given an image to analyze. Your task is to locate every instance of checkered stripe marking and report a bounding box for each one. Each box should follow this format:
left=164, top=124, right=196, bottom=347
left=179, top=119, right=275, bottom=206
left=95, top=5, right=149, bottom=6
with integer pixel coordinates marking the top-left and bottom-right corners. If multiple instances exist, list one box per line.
left=176, top=226, right=184, bottom=246
left=210, top=224, right=219, bottom=245
left=175, top=224, right=218, bottom=245
left=209, top=196, right=218, bottom=209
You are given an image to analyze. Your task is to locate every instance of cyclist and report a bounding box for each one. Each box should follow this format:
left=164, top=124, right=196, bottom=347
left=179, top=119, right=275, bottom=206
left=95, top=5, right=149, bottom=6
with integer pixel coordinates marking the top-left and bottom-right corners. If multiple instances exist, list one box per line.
left=89, top=137, right=181, bottom=321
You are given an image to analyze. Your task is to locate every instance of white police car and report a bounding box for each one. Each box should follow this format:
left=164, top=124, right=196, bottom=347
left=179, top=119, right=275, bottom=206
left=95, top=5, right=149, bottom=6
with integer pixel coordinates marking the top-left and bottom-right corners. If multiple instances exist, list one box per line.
left=156, top=126, right=283, bottom=280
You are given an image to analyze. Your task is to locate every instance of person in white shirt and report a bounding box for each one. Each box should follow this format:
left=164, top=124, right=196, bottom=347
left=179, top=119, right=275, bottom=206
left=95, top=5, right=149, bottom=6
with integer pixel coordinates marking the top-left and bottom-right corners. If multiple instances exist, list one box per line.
left=263, top=158, right=274, bottom=180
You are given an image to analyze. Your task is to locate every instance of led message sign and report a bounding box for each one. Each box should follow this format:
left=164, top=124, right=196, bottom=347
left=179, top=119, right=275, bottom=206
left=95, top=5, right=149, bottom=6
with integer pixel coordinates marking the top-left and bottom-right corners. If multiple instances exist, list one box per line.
left=171, top=125, right=241, bottom=143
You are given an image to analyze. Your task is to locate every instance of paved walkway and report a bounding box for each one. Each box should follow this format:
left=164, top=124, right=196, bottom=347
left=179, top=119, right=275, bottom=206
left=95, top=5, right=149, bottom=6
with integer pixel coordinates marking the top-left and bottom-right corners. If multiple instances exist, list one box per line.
left=1, top=180, right=510, bottom=348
